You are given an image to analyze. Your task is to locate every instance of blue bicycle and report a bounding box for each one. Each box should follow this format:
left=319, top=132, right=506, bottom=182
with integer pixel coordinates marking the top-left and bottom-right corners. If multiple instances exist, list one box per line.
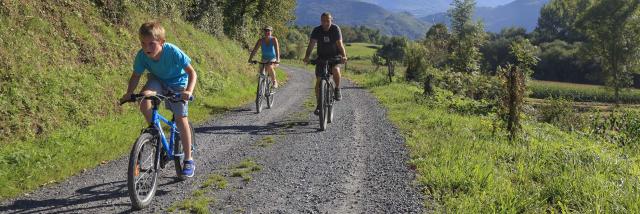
left=120, top=92, right=195, bottom=209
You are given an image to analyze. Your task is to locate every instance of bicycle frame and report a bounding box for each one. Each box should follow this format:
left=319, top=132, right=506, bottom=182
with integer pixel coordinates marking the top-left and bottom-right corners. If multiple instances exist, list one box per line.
left=150, top=103, right=179, bottom=158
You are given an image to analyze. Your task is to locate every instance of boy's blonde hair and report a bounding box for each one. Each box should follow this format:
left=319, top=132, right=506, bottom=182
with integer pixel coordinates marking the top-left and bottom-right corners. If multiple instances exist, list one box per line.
left=139, top=21, right=165, bottom=40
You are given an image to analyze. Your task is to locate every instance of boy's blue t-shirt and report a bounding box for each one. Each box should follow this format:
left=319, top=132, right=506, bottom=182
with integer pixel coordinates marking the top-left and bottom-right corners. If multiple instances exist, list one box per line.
left=133, top=43, right=191, bottom=89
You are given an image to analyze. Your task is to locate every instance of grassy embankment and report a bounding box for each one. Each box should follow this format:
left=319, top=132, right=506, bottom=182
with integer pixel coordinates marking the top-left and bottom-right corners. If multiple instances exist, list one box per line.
left=336, top=43, right=640, bottom=212
left=0, top=1, right=285, bottom=199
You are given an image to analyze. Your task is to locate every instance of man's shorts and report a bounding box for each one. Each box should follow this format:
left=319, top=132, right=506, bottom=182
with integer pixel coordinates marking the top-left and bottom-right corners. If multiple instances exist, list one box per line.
left=314, top=61, right=341, bottom=77
left=143, top=76, right=189, bottom=117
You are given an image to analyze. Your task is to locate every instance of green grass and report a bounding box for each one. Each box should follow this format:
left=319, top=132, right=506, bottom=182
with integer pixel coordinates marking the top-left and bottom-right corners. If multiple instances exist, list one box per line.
left=202, top=174, right=228, bottom=190
left=256, top=136, right=276, bottom=147
left=231, top=159, right=262, bottom=182
left=344, top=42, right=380, bottom=59
left=345, top=62, right=640, bottom=213
left=0, top=1, right=289, bottom=199
left=168, top=194, right=214, bottom=214
left=530, top=80, right=640, bottom=104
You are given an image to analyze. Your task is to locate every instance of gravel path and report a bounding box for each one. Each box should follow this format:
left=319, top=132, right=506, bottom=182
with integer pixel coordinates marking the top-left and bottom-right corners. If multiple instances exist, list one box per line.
left=0, top=65, right=424, bottom=213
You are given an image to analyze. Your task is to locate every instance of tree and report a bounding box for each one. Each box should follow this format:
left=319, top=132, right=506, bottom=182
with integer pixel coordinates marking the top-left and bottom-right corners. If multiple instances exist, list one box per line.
left=422, top=23, right=451, bottom=69
left=497, top=39, right=539, bottom=141
left=404, top=42, right=430, bottom=82
left=448, top=0, right=487, bottom=73
left=371, top=53, right=385, bottom=72
left=577, top=0, right=640, bottom=103
left=377, top=36, right=407, bottom=63
left=533, top=0, right=594, bottom=43
left=221, top=0, right=296, bottom=47
left=480, top=27, right=527, bottom=74
left=534, top=40, right=602, bottom=84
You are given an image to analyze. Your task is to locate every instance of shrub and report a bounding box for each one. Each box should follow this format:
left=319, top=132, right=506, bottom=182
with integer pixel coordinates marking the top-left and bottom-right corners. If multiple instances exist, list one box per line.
left=588, top=109, right=640, bottom=147
left=537, top=97, right=583, bottom=131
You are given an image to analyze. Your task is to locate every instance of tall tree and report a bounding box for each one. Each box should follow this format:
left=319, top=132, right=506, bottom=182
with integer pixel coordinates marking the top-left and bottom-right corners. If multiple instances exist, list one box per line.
left=533, top=0, right=595, bottom=43
left=448, top=0, right=487, bottom=73
left=422, top=23, right=451, bottom=68
left=377, top=36, right=407, bottom=64
left=577, top=0, right=640, bottom=103
left=222, top=0, right=296, bottom=46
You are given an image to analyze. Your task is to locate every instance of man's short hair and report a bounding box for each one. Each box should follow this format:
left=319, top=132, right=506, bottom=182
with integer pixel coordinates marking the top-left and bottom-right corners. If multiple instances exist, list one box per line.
left=139, top=21, right=166, bottom=40
left=321, top=12, right=333, bottom=20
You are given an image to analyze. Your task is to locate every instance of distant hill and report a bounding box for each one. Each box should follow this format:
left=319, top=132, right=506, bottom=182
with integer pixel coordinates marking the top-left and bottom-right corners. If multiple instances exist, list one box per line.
left=358, top=0, right=516, bottom=17
left=295, top=0, right=430, bottom=39
left=421, top=0, right=549, bottom=32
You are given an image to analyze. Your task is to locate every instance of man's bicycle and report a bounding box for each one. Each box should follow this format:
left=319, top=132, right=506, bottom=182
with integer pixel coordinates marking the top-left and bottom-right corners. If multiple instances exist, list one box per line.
left=120, top=92, right=195, bottom=210
left=250, top=60, right=277, bottom=113
left=311, top=57, right=342, bottom=131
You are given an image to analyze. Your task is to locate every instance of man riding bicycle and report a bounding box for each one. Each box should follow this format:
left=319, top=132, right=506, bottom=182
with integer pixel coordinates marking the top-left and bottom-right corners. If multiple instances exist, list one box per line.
left=303, top=12, right=348, bottom=115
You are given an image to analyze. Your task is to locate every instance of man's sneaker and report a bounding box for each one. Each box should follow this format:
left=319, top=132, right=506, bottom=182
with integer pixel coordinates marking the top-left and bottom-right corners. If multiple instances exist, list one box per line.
left=182, top=160, right=195, bottom=178
left=313, top=107, right=320, bottom=115
left=273, top=81, right=279, bottom=89
left=334, top=88, right=342, bottom=101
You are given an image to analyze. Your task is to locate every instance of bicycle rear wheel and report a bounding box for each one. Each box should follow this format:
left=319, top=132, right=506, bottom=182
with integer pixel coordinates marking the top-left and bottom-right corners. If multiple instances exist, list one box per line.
left=174, top=121, right=195, bottom=181
left=127, top=133, right=159, bottom=210
left=319, top=80, right=328, bottom=131
left=256, top=77, right=265, bottom=113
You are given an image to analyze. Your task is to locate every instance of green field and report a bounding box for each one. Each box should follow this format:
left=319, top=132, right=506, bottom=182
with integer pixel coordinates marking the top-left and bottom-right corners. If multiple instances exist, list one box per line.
left=344, top=42, right=380, bottom=59
left=343, top=61, right=640, bottom=213
left=530, top=80, right=640, bottom=104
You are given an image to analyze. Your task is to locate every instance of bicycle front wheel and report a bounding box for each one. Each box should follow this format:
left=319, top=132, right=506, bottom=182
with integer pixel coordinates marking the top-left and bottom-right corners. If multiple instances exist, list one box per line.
left=127, top=133, right=160, bottom=210
left=256, top=78, right=265, bottom=113
left=327, top=82, right=334, bottom=123
left=319, top=80, right=328, bottom=131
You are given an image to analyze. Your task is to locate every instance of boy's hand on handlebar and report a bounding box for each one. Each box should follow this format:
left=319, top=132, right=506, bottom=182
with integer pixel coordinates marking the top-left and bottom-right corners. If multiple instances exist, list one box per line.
left=141, top=91, right=157, bottom=97
left=181, top=90, right=193, bottom=101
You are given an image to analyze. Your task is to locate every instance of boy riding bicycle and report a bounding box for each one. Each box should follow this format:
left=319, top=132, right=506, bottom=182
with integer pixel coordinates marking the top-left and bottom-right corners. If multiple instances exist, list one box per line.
left=248, top=26, right=281, bottom=88
left=303, top=12, right=348, bottom=115
left=120, top=21, right=198, bottom=178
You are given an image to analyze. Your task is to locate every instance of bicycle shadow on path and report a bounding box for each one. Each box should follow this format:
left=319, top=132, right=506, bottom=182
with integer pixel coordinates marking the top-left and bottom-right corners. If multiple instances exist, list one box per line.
left=195, top=119, right=318, bottom=136
left=0, top=177, right=181, bottom=214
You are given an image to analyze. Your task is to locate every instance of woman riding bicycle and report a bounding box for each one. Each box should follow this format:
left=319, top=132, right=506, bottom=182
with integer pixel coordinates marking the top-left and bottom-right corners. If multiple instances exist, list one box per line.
left=248, top=26, right=281, bottom=88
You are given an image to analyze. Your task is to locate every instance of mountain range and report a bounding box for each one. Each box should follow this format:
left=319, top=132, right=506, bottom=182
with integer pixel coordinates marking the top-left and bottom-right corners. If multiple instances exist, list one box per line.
left=358, top=0, right=516, bottom=17
left=295, top=0, right=430, bottom=39
left=421, top=0, right=549, bottom=32
left=295, top=0, right=549, bottom=39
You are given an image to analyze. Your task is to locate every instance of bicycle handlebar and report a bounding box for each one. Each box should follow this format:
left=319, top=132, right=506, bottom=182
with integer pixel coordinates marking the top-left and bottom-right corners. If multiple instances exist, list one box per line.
left=309, top=57, right=343, bottom=66
left=119, top=92, right=194, bottom=105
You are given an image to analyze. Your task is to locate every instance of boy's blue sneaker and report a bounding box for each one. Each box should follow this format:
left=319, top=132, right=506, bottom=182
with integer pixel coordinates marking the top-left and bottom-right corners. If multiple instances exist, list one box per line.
left=182, top=160, right=195, bottom=178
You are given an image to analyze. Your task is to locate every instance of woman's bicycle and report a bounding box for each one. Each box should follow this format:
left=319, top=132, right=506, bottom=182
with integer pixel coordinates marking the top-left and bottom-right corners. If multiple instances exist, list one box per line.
left=119, top=92, right=195, bottom=210
left=250, top=60, right=278, bottom=113
left=311, top=57, right=342, bottom=131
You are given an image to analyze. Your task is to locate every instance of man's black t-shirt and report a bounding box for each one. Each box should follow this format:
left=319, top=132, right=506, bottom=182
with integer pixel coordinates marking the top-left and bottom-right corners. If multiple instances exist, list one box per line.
left=310, top=24, right=342, bottom=59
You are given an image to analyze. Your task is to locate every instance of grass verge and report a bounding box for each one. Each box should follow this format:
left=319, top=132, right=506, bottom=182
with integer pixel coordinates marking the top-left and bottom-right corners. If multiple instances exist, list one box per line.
left=345, top=60, right=640, bottom=213
left=0, top=2, right=288, bottom=199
